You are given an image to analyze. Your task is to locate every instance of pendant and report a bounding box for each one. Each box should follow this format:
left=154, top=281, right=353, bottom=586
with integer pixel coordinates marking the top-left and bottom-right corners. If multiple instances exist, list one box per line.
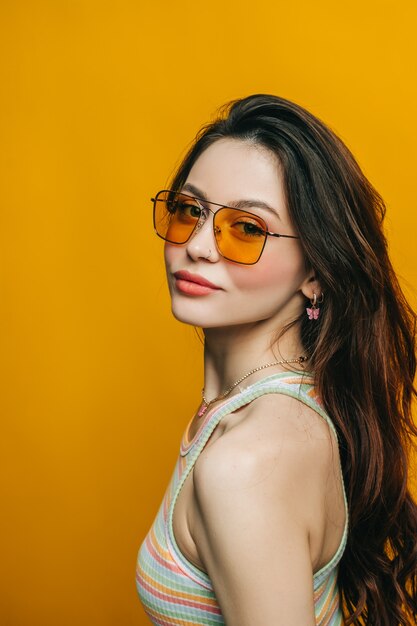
left=197, top=402, right=208, bottom=417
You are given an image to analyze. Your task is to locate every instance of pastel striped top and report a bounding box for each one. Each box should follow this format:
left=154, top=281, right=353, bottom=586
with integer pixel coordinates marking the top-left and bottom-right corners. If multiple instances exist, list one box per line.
left=136, top=370, right=349, bottom=625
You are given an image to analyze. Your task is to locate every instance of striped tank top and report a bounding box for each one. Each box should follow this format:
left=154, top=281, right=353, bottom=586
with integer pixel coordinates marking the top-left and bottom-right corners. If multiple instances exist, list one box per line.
left=136, top=371, right=349, bottom=625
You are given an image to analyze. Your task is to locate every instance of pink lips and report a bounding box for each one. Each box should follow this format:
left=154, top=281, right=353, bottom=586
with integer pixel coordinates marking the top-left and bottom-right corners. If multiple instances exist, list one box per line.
left=173, top=270, right=221, bottom=296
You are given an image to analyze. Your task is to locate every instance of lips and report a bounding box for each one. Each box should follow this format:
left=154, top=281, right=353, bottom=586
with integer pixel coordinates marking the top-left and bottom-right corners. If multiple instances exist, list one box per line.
left=173, top=270, right=221, bottom=290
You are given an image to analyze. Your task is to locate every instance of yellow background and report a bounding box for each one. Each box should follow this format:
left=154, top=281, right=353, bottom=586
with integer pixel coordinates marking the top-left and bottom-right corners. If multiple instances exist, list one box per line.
left=0, top=1, right=416, bottom=624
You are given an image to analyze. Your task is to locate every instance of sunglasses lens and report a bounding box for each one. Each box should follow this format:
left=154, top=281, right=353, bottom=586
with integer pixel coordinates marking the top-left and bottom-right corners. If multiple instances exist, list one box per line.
left=153, top=191, right=202, bottom=244
left=214, top=208, right=266, bottom=264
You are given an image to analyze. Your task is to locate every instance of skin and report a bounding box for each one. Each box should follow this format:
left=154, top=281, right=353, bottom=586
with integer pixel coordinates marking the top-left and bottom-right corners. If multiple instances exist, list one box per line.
left=164, top=138, right=346, bottom=625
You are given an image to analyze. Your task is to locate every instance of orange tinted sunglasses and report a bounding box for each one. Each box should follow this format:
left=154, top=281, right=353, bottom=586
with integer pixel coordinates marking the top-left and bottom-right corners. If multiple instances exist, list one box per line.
left=151, top=189, right=300, bottom=265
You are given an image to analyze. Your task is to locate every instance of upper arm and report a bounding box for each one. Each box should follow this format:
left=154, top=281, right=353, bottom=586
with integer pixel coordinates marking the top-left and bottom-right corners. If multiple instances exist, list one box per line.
left=192, top=398, right=330, bottom=626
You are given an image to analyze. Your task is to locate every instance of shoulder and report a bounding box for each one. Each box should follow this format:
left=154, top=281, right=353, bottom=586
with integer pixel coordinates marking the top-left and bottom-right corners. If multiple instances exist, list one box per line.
left=194, top=390, right=337, bottom=510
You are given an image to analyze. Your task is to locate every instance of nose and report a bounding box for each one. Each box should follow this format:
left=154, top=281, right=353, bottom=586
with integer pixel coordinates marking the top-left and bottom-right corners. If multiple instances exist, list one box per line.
left=185, top=210, right=220, bottom=262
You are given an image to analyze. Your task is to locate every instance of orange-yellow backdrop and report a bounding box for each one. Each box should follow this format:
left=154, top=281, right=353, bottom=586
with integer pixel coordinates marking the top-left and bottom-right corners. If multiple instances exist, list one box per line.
left=0, top=1, right=416, bottom=625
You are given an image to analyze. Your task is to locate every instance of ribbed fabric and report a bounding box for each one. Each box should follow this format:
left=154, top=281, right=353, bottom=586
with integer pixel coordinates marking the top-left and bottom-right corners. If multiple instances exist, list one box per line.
left=136, top=371, right=349, bottom=625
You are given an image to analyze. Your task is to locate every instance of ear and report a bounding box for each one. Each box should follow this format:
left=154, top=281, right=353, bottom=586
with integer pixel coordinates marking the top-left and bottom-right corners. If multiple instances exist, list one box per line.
left=300, top=269, right=322, bottom=301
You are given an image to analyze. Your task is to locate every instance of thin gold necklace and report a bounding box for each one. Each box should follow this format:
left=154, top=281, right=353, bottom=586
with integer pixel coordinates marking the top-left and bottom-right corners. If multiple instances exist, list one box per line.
left=197, top=355, right=308, bottom=417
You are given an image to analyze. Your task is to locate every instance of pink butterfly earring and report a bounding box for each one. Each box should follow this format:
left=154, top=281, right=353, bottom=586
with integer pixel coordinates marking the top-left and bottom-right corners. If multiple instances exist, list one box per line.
left=306, top=292, right=323, bottom=320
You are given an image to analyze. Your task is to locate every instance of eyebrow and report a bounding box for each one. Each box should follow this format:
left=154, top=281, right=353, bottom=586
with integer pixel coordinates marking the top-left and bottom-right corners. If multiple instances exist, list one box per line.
left=180, top=182, right=281, bottom=221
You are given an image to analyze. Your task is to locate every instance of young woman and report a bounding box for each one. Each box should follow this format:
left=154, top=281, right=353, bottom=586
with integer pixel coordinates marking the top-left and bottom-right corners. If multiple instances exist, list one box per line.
left=135, top=94, right=417, bottom=625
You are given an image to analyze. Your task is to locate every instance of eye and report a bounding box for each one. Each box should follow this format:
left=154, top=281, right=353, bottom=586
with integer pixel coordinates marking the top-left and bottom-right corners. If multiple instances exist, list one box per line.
left=233, top=219, right=265, bottom=237
left=178, top=201, right=202, bottom=218
left=170, top=195, right=203, bottom=219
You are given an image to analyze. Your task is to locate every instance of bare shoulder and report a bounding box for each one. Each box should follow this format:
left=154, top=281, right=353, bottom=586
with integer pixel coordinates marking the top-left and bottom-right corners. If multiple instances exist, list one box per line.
left=194, top=390, right=338, bottom=506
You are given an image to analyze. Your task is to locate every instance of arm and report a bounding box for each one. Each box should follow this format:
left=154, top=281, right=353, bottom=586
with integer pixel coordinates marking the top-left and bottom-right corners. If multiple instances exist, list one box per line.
left=191, top=400, right=328, bottom=625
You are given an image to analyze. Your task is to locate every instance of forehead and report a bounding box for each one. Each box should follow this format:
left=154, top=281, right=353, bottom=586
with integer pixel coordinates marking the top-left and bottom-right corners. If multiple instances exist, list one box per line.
left=185, top=138, right=287, bottom=209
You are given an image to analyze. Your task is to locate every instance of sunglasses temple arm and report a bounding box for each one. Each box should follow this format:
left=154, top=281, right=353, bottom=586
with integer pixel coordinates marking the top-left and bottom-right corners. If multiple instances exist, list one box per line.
left=267, top=232, right=300, bottom=239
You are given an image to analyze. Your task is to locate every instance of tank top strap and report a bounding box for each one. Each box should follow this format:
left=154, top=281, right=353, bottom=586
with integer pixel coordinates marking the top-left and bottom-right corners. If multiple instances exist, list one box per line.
left=187, top=370, right=324, bottom=460
left=246, top=370, right=341, bottom=444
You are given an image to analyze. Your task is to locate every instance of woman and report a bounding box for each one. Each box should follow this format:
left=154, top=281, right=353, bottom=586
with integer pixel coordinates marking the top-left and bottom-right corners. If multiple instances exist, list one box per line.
left=136, top=94, right=417, bottom=625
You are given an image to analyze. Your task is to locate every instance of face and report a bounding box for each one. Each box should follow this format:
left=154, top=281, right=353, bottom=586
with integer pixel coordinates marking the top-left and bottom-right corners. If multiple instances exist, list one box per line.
left=164, top=138, right=315, bottom=330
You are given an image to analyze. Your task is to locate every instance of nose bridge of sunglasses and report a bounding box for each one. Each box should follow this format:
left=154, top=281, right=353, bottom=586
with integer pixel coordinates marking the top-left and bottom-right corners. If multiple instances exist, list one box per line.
left=191, top=203, right=215, bottom=233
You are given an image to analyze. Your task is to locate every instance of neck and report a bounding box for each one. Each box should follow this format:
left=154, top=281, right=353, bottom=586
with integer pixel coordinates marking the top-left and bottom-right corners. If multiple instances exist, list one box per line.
left=201, top=318, right=307, bottom=402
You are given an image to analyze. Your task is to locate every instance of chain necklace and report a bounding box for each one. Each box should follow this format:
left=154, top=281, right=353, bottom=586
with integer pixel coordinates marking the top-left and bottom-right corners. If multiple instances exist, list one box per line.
left=197, top=355, right=308, bottom=417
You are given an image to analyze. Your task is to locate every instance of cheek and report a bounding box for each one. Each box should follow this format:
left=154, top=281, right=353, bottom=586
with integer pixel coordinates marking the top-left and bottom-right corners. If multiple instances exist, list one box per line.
left=229, top=250, right=305, bottom=293
left=164, top=242, right=181, bottom=267
left=163, top=244, right=184, bottom=295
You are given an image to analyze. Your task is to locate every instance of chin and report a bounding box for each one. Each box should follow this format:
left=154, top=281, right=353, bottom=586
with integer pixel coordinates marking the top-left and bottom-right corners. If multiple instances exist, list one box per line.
left=170, top=301, right=264, bottom=330
left=170, top=303, right=216, bottom=328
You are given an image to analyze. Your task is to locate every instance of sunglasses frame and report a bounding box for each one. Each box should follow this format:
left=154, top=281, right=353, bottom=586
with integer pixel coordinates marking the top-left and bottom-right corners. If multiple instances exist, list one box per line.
left=151, top=189, right=300, bottom=265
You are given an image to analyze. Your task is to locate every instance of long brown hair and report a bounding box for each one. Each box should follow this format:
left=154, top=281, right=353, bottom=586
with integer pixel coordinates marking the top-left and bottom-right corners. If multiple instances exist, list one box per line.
left=169, top=94, right=417, bottom=624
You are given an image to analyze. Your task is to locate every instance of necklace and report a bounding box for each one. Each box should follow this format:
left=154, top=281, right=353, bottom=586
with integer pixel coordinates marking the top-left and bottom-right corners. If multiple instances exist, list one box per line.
left=197, top=355, right=308, bottom=417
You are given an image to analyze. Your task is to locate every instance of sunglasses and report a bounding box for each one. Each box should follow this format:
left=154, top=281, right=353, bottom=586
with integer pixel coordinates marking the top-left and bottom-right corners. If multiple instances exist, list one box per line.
left=151, top=189, right=300, bottom=265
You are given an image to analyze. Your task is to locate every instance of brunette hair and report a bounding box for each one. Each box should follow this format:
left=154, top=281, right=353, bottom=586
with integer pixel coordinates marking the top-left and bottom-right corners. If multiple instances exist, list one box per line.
left=169, top=94, right=417, bottom=624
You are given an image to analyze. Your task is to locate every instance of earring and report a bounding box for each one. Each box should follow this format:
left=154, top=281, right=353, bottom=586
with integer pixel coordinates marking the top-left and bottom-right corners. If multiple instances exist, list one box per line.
left=306, top=292, right=323, bottom=320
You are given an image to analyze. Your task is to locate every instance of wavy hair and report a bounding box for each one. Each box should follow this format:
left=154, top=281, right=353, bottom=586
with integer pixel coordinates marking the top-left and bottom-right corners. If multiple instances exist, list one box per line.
left=169, top=94, right=417, bottom=624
